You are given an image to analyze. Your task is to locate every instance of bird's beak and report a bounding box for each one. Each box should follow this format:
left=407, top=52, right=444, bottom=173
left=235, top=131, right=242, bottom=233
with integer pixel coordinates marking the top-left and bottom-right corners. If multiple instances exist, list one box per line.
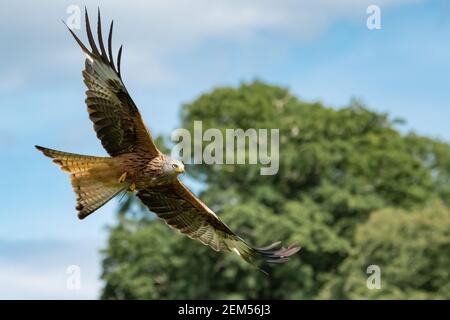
left=175, top=167, right=184, bottom=174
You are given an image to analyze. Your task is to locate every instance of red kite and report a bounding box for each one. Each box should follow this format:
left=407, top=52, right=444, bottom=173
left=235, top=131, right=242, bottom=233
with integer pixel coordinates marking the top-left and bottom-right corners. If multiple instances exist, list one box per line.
left=36, top=9, right=299, bottom=266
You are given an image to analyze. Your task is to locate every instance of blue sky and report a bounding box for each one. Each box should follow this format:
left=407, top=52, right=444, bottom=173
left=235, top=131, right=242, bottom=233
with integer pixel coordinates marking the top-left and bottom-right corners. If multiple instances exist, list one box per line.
left=0, top=0, right=449, bottom=299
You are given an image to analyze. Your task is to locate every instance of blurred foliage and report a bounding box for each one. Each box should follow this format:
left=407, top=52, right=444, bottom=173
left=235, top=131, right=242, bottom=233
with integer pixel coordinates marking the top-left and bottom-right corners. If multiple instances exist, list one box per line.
left=100, top=81, right=450, bottom=299
left=319, top=202, right=450, bottom=299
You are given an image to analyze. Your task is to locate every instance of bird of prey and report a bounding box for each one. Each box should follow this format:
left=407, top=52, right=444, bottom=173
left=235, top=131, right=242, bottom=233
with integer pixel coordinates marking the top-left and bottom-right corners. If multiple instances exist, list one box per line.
left=36, top=9, right=299, bottom=266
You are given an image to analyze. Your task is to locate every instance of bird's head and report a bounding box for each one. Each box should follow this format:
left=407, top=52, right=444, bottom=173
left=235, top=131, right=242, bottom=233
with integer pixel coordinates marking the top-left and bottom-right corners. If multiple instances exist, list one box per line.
left=163, top=158, right=185, bottom=177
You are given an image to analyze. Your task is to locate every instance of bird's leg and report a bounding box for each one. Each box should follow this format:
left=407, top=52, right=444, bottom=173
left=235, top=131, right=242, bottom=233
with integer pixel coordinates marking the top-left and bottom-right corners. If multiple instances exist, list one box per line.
left=118, top=172, right=128, bottom=183
left=118, top=172, right=136, bottom=192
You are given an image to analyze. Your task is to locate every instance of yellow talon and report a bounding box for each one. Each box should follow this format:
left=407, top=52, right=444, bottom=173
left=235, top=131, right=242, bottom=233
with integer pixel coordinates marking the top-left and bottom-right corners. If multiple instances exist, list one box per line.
left=118, top=172, right=128, bottom=183
left=130, top=182, right=136, bottom=192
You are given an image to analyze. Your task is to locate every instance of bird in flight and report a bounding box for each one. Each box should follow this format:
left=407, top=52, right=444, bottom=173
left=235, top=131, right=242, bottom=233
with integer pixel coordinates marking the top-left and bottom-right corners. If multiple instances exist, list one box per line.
left=36, top=9, right=299, bottom=267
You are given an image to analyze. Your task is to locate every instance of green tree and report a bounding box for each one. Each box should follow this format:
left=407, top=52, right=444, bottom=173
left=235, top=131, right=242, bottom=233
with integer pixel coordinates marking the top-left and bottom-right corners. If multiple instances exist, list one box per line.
left=319, top=202, right=450, bottom=299
left=100, top=81, right=450, bottom=299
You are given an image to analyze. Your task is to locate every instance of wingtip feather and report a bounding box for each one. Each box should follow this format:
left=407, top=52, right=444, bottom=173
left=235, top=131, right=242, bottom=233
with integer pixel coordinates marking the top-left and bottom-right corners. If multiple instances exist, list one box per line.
left=64, top=7, right=122, bottom=76
left=252, top=242, right=301, bottom=263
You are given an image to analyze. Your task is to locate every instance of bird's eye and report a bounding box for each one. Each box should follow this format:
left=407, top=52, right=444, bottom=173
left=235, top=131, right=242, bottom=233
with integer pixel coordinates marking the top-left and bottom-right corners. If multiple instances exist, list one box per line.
left=172, top=164, right=178, bottom=169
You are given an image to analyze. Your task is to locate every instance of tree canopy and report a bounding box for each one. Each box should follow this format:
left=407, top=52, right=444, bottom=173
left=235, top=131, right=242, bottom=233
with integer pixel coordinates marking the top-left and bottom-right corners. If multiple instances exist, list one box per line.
left=100, top=81, right=450, bottom=299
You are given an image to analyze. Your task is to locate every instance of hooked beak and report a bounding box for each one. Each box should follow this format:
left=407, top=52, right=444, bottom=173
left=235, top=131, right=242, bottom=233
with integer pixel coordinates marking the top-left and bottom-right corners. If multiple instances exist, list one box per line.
left=175, top=166, right=185, bottom=174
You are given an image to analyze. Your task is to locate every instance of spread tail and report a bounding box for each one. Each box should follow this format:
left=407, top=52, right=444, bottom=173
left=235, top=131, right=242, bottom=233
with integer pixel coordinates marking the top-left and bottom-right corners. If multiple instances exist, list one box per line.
left=35, top=145, right=125, bottom=219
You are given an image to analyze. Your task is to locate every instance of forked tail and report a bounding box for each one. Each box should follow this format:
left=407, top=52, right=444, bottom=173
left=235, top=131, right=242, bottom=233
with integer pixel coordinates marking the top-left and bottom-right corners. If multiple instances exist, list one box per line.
left=35, top=145, right=125, bottom=219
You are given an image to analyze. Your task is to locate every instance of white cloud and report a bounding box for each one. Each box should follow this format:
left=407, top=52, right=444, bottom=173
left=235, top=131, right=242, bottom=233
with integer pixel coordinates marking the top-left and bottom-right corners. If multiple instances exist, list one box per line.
left=0, top=239, right=102, bottom=299
left=0, top=67, right=26, bottom=92
left=0, top=0, right=422, bottom=90
left=0, top=263, right=99, bottom=299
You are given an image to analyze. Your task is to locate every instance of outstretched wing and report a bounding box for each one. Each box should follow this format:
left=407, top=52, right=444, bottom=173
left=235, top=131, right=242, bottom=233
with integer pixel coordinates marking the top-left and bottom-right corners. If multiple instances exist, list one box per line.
left=65, top=9, right=160, bottom=157
left=137, top=180, right=300, bottom=264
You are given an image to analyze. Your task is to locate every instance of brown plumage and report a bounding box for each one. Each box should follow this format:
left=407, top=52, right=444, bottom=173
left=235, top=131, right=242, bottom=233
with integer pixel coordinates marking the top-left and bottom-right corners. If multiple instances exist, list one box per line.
left=36, top=9, right=300, bottom=267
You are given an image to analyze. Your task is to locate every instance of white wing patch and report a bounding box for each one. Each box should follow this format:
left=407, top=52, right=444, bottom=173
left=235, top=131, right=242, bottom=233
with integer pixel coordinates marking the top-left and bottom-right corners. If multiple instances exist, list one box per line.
left=84, top=52, right=94, bottom=64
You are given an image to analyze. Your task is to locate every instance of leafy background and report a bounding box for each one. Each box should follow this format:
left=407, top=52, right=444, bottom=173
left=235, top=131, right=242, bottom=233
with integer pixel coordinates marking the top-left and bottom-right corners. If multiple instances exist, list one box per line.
left=101, top=82, right=450, bottom=299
